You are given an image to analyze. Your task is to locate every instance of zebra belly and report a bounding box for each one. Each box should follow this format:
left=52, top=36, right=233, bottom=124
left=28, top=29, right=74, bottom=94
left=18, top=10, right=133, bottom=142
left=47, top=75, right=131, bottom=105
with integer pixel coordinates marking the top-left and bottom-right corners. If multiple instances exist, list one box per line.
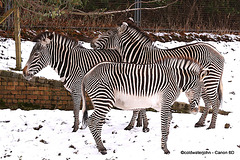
left=114, top=90, right=163, bottom=111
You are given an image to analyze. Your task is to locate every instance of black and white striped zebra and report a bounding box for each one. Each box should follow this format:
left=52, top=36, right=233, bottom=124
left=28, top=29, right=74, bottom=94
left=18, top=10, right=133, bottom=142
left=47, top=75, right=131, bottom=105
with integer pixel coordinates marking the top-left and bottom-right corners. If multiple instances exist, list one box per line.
left=22, top=32, right=121, bottom=132
left=91, top=20, right=225, bottom=130
left=93, top=28, right=151, bottom=132
left=81, top=58, right=208, bottom=155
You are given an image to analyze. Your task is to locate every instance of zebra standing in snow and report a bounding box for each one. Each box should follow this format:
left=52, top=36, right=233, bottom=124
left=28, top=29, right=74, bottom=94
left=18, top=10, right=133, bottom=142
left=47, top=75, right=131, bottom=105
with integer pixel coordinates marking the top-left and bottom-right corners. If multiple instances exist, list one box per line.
left=22, top=32, right=121, bottom=132
left=81, top=58, right=208, bottom=154
left=92, top=27, right=152, bottom=132
left=91, top=19, right=225, bottom=130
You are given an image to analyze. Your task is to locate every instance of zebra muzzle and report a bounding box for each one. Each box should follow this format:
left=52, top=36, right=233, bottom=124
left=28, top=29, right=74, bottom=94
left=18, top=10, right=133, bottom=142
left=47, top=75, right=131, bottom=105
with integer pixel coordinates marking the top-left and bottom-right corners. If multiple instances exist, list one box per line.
left=191, top=107, right=199, bottom=115
left=22, top=65, right=32, bottom=80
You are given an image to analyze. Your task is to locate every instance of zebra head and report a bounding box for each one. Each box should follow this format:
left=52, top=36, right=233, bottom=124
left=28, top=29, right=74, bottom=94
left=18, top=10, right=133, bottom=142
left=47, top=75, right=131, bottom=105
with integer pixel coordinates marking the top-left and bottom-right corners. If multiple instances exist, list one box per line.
left=91, top=18, right=152, bottom=50
left=185, top=88, right=201, bottom=115
left=23, top=32, right=53, bottom=80
left=185, top=69, right=209, bottom=114
left=91, top=19, right=153, bottom=63
left=117, top=20, right=152, bottom=46
left=91, top=29, right=119, bottom=50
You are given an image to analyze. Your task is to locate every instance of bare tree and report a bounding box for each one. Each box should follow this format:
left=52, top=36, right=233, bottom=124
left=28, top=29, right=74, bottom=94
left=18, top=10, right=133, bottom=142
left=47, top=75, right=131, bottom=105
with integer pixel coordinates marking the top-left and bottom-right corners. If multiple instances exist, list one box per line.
left=16, top=0, right=178, bottom=17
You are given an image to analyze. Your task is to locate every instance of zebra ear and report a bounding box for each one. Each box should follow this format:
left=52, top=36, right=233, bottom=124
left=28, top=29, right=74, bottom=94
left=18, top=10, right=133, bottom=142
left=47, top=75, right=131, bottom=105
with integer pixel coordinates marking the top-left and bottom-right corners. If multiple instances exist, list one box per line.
left=41, top=33, right=54, bottom=46
left=126, top=18, right=136, bottom=27
left=122, top=22, right=128, bottom=26
left=32, top=32, right=54, bottom=46
left=117, top=22, right=128, bottom=33
left=200, top=69, right=209, bottom=80
left=41, top=38, right=51, bottom=46
left=48, top=32, right=54, bottom=41
left=128, top=17, right=134, bottom=23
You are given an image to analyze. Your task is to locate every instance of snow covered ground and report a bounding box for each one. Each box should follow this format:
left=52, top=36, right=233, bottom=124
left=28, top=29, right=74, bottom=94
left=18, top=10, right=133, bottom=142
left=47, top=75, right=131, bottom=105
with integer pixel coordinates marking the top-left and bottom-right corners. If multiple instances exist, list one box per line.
left=0, top=34, right=240, bottom=159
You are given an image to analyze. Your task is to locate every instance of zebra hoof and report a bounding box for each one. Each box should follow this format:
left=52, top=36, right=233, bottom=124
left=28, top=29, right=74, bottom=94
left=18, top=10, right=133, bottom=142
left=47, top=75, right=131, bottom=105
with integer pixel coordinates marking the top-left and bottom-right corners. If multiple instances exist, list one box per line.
left=136, top=123, right=142, bottom=127
left=163, top=149, right=170, bottom=154
left=72, top=125, right=79, bottom=132
left=162, top=146, right=170, bottom=154
left=194, top=123, right=205, bottom=128
left=142, top=127, right=150, bottom=133
left=207, top=126, right=215, bottom=130
left=124, top=125, right=133, bottom=130
left=72, top=128, right=78, bottom=132
left=99, top=149, right=107, bottom=155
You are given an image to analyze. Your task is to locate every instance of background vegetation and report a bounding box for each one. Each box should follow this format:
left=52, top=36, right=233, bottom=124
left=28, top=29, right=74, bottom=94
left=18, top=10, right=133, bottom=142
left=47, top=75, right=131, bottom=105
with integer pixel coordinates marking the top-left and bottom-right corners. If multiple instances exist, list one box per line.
left=0, top=0, right=239, bottom=39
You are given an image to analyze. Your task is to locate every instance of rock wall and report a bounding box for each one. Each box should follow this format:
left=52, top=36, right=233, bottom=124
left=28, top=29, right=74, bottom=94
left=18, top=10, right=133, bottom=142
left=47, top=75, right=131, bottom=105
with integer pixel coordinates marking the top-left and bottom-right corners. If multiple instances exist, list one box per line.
left=0, top=70, right=92, bottom=110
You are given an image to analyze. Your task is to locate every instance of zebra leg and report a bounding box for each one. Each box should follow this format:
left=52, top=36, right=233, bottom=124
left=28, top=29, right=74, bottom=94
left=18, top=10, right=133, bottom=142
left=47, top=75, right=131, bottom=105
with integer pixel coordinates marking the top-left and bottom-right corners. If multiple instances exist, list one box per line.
left=124, top=110, right=139, bottom=130
left=195, top=90, right=211, bottom=127
left=87, top=109, right=109, bottom=155
left=87, top=90, right=114, bottom=155
left=136, top=111, right=143, bottom=127
left=195, top=107, right=209, bottom=127
left=140, top=110, right=150, bottom=133
left=207, top=96, right=220, bottom=129
left=71, top=89, right=81, bottom=132
left=161, top=107, right=172, bottom=154
left=200, top=71, right=223, bottom=129
left=200, top=85, right=220, bottom=129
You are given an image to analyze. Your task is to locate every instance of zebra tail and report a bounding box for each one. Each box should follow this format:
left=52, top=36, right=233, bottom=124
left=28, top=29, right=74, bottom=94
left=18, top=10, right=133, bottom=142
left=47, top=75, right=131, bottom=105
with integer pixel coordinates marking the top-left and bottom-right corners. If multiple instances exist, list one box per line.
left=80, top=81, right=88, bottom=130
left=218, top=76, right=223, bottom=105
left=81, top=108, right=88, bottom=130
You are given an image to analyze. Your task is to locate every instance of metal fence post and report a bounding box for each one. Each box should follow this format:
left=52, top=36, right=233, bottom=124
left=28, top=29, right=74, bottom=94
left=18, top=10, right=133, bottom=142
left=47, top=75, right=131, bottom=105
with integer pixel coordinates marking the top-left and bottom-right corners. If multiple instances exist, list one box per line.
left=134, top=0, right=141, bottom=27
left=4, top=0, right=13, bottom=30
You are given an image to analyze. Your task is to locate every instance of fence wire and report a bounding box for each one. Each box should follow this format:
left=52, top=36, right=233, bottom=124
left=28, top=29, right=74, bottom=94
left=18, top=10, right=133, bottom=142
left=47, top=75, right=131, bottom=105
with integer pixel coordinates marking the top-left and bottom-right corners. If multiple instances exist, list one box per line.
left=0, top=0, right=240, bottom=34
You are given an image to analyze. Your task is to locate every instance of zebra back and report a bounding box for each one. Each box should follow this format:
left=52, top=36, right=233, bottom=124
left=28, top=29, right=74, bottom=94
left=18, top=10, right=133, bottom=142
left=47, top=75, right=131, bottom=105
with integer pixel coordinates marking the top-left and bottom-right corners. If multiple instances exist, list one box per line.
left=83, top=58, right=203, bottom=97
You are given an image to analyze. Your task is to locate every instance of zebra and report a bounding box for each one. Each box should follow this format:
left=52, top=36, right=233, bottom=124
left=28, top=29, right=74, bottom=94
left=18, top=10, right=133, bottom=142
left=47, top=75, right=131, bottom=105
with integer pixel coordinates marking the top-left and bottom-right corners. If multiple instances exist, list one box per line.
left=92, top=28, right=152, bottom=132
left=80, top=58, right=208, bottom=155
left=22, top=32, right=121, bottom=132
left=91, top=19, right=225, bottom=130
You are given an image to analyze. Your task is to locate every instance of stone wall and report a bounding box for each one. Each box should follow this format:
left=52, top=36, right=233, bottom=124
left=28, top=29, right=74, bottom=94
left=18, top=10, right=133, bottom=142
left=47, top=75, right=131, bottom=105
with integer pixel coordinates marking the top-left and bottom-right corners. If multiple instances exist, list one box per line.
left=0, top=70, right=92, bottom=110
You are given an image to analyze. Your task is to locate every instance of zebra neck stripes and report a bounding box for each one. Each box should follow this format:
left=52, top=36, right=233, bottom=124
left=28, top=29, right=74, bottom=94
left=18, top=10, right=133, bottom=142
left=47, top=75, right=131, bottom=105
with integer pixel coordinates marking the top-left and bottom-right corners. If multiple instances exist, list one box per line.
left=41, top=33, right=121, bottom=91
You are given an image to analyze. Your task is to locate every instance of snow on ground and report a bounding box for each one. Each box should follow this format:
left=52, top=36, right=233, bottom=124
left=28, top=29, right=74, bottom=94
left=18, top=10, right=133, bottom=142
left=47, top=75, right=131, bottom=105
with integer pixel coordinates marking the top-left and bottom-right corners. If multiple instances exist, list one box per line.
left=0, top=35, right=240, bottom=159
left=0, top=109, right=239, bottom=160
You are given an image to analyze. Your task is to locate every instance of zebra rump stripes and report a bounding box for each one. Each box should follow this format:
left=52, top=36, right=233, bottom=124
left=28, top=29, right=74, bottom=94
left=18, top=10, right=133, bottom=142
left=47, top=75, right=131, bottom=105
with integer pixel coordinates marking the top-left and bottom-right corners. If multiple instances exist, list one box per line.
left=81, top=58, right=208, bottom=154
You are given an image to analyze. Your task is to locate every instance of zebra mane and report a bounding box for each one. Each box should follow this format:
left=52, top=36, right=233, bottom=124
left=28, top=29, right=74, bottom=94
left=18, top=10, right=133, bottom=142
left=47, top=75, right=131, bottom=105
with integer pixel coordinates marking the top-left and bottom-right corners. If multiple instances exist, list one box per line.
left=32, top=32, right=79, bottom=47
left=101, top=28, right=118, bottom=37
left=32, top=32, right=53, bottom=42
left=125, top=18, right=154, bottom=42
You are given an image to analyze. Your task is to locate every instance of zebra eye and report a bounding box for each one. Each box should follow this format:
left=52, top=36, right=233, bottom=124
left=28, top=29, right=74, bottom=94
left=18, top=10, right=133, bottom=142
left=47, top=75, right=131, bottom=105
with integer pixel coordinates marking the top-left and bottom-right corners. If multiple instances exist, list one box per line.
left=34, top=52, right=40, bottom=56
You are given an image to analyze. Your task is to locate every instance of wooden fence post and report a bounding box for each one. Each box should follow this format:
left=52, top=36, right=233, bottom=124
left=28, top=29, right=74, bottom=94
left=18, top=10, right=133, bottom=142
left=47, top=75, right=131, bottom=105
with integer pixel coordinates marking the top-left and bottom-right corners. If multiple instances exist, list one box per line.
left=14, top=1, right=21, bottom=71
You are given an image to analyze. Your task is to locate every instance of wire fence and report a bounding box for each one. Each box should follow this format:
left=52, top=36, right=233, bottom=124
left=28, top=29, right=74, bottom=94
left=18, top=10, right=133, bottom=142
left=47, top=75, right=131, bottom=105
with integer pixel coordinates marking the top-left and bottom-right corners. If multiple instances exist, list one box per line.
left=1, top=0, right=240, bottom=35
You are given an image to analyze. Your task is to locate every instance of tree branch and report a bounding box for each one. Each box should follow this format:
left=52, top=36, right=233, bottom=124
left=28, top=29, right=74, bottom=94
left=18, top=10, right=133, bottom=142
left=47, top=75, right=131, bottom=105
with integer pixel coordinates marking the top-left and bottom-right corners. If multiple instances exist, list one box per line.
left=127, top=1, right=157, bottom=10
left=19, top=0, right=178, bottom=16
left=67, top=0, right=179, bottom=16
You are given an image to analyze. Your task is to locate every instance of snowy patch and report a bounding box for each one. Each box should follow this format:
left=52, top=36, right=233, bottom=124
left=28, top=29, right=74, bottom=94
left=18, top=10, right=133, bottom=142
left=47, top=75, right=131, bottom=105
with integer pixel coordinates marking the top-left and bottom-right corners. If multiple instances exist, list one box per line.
left=0, top=109, right=239, bottom=159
